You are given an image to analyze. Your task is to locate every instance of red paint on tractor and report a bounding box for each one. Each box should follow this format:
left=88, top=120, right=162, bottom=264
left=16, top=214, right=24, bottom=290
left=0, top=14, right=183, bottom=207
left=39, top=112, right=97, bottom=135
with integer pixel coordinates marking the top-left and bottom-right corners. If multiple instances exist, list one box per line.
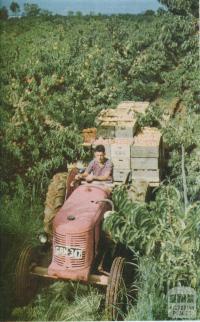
left=48, top=184, right=111, bottom=281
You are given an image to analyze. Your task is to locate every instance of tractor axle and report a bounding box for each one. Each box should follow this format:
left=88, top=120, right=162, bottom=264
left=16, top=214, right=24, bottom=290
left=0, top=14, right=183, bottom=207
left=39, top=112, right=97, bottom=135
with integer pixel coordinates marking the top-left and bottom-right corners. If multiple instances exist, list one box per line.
left=31, top=265, right=109, bottom=286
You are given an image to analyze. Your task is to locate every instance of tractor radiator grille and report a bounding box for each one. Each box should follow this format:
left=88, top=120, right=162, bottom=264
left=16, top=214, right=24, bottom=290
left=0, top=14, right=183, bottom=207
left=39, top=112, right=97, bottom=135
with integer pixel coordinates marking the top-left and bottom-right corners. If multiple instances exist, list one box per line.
left=53, top=231, right=92, bottom=269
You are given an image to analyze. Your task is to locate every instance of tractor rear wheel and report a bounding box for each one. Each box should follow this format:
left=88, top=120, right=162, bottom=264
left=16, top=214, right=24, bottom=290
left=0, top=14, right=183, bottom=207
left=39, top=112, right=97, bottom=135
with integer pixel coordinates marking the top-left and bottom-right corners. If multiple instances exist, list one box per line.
left=105, top=256, right=127, bottom=321
left=15, top=245, right=40, bottom=306
left=65, top=167, right=79, bottom=199
left=44, top=172, right=68, bottom=234
left=44, top=168, right=79, bottom=234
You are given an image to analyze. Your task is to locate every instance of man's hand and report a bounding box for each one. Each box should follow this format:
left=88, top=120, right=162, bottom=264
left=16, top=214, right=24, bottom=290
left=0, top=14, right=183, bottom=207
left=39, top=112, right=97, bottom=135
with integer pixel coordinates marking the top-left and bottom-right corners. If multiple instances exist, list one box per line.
left=86, top=174, right=94, bottom=182
left=71, top=173, right=83, bottom=187
left=75, top=174, right=82, bottom=180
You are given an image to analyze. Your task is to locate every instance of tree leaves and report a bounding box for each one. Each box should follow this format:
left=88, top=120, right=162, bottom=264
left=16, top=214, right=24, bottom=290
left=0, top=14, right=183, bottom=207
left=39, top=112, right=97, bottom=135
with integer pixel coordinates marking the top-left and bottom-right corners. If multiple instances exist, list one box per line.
left=158, top=0, right=199, bottom=18
left=105, top=185, right=200, bottom=287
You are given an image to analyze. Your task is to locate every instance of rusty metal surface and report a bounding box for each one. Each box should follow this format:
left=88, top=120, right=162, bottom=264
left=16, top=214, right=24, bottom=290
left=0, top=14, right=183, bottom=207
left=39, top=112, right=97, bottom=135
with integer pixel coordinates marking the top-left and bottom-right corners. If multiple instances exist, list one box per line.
left=31, top=266, right=108, bottom=285
left=105, top=256, right=126, bottom=320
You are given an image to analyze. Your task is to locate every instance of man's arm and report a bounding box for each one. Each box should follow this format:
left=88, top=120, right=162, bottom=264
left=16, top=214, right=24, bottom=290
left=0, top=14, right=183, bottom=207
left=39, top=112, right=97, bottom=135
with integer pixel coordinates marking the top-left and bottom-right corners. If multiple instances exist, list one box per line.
left=75, top=171, right=89, bottom=180
left=75, top=160, right=93, bottom=180
left=92, top=172, right=112, bottom=181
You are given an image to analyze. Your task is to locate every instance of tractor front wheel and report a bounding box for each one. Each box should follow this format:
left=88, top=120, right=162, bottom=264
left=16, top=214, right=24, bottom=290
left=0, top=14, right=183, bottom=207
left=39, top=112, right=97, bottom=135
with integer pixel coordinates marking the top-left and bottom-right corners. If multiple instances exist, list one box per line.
left=15, top=245, right=40, bottom=306
left=105, top=256, right=127, bottom=321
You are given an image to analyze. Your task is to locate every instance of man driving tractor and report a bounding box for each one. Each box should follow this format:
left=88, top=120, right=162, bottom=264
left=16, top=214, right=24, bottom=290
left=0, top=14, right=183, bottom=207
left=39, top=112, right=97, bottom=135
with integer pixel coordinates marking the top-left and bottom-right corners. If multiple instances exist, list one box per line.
left=43, top=144, right=113, bottom=234
left=75, top=144, right=113, bottom=183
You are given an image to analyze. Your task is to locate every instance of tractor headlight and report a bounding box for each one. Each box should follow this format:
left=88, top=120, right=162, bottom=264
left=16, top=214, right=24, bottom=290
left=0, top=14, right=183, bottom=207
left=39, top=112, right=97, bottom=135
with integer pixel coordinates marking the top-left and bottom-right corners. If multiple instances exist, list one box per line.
left=38, top=232, right=48, bottom=244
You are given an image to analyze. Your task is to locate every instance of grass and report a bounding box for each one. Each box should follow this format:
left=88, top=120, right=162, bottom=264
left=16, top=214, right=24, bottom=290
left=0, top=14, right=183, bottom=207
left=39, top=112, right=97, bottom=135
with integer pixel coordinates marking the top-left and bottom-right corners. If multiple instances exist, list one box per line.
left=12, top=282, right=103, bottom=321
left=125, top=257, right=168, bottom=321
left=0, top=183, right=43, bottom=320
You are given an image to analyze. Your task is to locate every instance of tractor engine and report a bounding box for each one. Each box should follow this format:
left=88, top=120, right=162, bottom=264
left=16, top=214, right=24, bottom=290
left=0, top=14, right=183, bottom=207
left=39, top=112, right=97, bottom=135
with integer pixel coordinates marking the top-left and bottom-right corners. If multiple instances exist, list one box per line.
left=48, top=184, right=111, bottom=281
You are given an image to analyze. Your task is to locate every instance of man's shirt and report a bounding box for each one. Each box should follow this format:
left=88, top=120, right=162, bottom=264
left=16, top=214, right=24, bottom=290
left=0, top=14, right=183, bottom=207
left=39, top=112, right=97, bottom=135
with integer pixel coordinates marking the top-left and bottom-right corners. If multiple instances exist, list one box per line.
left=86, top=158, right=113, bottom=179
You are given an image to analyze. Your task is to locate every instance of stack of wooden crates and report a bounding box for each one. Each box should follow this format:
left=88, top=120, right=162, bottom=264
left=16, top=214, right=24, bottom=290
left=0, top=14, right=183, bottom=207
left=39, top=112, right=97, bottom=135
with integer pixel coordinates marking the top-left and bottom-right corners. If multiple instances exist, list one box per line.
left=84, top=101, right=163, bottom=187
left=131, top=127, right=162, bottom=186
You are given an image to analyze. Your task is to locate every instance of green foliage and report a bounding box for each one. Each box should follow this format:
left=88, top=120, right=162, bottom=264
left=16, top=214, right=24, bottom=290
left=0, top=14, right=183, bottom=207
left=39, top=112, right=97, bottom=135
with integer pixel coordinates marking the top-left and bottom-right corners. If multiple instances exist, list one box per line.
left=162, top=112, right=200, bottom=202
left=0, top=6, right=8, bottom=19
left=105, top=185, right=200, bottom=288
left=2, top=104, right=84, bottom=186
left=24, top=3, right=41, bottom=17
left=10, top=2, right=20, bottom=15
left=107, top=184, right=200, bottom=319
left=0, top=8, right=199, bottom=321
left=0, top=182, right=43, bottom=320
left=12, top=282, right=103, bottom=321
left=0, top=12, right=198, bottom=192
left=163, top=112, right=199, bottom=149
left=158, top=0, right=199, bottom=17
left=125, top=258, right=168, bottom=320
left=144, top=10, right=155, bottom=16
left=136, top=103, right=164, bottom=128
left=39, top=9, right=53, bottom=17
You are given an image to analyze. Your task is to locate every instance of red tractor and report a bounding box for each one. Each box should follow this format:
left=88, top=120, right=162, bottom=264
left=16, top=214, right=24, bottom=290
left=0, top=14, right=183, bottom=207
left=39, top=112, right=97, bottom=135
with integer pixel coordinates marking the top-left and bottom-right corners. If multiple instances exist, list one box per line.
left=15, top=101, right=164, bottom=320
left=15, top=168, right=133, bottom=321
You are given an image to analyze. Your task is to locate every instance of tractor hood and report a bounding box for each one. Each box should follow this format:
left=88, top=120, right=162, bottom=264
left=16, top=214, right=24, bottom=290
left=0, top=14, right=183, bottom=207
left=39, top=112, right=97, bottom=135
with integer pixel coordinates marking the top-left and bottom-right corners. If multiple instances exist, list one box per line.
left=53, top=184, right=111, bottom=234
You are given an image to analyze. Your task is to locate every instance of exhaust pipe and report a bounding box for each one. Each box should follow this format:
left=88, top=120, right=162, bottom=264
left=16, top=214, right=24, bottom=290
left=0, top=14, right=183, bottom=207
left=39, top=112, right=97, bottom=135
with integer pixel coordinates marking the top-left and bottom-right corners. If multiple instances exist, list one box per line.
left=95, top=199, right=115, bottom=219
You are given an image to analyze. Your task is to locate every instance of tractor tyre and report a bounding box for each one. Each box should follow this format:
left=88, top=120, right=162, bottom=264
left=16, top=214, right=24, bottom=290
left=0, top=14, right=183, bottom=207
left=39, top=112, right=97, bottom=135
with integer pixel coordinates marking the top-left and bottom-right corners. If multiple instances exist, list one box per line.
left=44, top=169, right=80, bottom=234
left=105, top=256, right=127, bottom=321
left=65, top=167, right=79, bottom=199
left=44, top=172, right=68, bottom=234
left=15, top=245, right=40, bottom=306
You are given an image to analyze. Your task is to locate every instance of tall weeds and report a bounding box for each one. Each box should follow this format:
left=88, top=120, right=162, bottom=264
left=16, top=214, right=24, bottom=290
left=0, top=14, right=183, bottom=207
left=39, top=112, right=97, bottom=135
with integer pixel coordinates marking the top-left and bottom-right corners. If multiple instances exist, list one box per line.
left=105, top=185, right=200, bottom=320
left=12, top=282, right=103, bottom=321
left=0, top=181, right=43, bottom=320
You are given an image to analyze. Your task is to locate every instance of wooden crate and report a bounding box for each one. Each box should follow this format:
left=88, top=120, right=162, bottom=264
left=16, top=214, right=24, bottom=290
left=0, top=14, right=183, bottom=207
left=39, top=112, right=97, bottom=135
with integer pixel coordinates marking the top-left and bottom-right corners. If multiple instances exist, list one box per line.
left=131, top=127, right=161, bottom=158
left=113, top=169, right=131, bottom=182
left=97, top=126, right=115, bottom=139
left=117, top=101, right=149, bottom=114
left=115, top=126, right=135, bottom=138
left=112, top=157, right=131, bottom=170
left=97, top=108, right=135, bottom=123
left=106, top=146, right=111, bottom=158
left=111, top=143, right=130, bottom=159
left=132, top=170, right=160, bottom=182
left=96, top=101, right=149, bottom=130
left=131, top=157, right=159, bottom=170
left=131, top=146, right=160, bottom=158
